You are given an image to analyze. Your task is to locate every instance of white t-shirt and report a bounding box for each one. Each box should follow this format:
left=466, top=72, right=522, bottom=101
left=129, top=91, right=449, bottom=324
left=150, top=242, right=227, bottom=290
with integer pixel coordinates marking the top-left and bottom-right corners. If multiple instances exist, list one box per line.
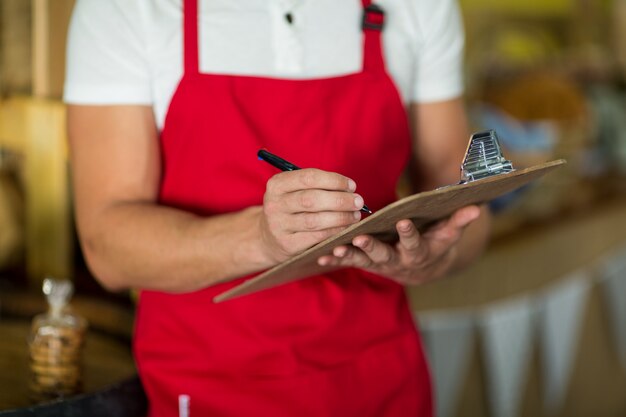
left=64, top=0, right=465, bottom=130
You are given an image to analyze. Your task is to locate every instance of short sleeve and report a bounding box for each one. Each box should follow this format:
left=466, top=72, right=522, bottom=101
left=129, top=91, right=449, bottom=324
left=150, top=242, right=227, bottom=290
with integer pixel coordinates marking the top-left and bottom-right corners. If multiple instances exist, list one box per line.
left=412, top=0, right=465, bottom=102
left=63, top=0, right=152, bottom=105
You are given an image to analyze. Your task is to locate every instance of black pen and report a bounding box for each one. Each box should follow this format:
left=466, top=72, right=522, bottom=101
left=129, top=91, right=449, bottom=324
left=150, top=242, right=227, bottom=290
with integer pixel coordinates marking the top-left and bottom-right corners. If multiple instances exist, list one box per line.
left=257, top=149, right=372, bottom=214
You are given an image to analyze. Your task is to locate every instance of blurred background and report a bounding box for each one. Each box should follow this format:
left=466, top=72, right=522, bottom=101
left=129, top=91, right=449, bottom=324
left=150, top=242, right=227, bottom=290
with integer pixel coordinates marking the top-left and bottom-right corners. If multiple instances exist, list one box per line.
left=0, top=0, right=625, bottom=416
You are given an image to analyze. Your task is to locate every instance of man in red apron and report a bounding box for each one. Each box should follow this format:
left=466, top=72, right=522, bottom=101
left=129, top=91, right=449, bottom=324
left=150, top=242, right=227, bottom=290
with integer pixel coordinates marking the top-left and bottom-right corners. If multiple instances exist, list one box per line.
left=66, top=0, right=490, bottom=415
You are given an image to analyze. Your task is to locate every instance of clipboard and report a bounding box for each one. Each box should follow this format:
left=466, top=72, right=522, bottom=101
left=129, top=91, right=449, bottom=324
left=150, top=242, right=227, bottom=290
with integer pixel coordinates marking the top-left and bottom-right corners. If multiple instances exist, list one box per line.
left=214, top=159, right=566, bottom=302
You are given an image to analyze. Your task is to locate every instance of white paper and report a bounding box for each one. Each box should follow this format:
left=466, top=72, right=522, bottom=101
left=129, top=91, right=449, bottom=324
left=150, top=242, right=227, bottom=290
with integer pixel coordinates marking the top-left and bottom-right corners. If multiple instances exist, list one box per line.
left=479, top=296, right=535, bottom=417
left=538, top=273, right=590, bottom=412
left=599, top=244, right=626, bottom=369
left=418, top=311, right=475, bottom=417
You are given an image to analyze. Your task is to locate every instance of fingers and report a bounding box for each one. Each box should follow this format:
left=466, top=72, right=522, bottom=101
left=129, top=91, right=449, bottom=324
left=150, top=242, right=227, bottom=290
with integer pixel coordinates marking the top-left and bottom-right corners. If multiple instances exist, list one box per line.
left=289, top=210, right=361, bottom=233
left=264, top=169, right=365, bottom=233
left=264, top=169, right=365, bottom=215
left=422, top=205, right=480, bottom=243
left=447, top=205, right=481, bottom=229
left=317, top=205, right=483, bottom=279
left=276, top=189, right=365, bottom=213
left=267, top=168, right=356, bottom=194
left=352, top=235, right=397, bottom=265
left=318, top=236, right=397, bottom=269
left=317, top=244, right=372, bottom=268
left=261, top=168, right=366, bottom=260
left=396, top=219, right=424, bottom=257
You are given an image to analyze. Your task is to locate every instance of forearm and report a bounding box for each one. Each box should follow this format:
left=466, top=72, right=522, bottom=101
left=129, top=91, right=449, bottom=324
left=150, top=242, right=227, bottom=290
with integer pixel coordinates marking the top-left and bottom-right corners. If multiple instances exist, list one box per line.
left=68, top=106, right=363, bottom=294
left=409, top=98, right=494, bottom=273
left=79, top=203, right=270, bottom=293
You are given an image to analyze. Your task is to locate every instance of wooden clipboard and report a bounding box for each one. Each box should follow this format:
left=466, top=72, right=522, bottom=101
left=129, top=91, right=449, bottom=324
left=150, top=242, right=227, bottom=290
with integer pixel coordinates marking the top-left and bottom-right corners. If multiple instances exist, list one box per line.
left=214, top=159, right=566, bottom=302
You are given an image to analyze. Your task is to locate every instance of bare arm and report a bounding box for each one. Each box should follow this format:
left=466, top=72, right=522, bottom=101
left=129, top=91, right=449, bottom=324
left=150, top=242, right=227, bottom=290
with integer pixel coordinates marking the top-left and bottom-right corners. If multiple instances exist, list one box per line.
left=68, top=105, right=363, bottom=293
left=408, top=98, right=491, bottom=273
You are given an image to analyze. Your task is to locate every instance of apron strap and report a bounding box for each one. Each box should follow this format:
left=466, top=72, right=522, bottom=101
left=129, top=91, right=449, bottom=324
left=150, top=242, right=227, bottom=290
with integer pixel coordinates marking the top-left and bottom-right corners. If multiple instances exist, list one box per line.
left=361, top=0, right=386, bottom=73
left=183, top=0, right=199, bottom=75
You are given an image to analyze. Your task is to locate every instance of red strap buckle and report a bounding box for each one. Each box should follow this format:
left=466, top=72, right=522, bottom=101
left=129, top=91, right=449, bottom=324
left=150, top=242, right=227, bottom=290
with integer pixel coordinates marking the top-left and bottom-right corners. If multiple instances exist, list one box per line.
left=362, top=4, right=384, bottom=31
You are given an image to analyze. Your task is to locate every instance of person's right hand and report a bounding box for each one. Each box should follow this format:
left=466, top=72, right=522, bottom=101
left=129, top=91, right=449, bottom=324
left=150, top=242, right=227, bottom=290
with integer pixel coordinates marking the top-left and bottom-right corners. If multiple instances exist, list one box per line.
left=259, top=168, right=365, bottom=263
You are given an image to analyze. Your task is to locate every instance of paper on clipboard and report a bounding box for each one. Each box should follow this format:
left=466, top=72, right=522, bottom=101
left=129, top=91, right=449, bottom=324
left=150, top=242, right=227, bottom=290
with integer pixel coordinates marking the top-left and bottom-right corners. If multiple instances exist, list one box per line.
left=214, top=159, right=566, bottom=302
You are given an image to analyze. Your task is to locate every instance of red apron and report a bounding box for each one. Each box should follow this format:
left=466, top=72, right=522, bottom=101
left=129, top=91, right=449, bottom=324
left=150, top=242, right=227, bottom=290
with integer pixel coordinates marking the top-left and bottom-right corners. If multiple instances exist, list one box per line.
left=134, top=1, right=433, bottom=416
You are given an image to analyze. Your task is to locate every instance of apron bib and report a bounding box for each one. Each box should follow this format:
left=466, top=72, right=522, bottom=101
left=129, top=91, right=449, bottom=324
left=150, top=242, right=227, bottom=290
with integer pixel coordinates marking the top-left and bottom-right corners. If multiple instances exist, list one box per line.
left=134, top=1, right=433, bottom=416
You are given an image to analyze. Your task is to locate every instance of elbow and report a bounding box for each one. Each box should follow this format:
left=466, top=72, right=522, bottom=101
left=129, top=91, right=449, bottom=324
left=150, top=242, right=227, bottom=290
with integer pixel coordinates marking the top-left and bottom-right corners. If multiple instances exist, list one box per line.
left=79, top=235, right=129, bottom=293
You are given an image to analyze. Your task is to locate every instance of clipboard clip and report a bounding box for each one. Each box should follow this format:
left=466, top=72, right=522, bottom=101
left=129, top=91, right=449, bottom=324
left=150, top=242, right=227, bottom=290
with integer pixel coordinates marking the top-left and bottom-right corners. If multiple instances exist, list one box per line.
left=460, top=130, right=514, bottom=183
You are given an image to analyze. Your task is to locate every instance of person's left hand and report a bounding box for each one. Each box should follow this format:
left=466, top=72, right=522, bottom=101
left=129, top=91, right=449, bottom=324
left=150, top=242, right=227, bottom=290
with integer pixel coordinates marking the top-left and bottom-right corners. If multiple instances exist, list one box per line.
left=317, top=205, right=482, bottom=285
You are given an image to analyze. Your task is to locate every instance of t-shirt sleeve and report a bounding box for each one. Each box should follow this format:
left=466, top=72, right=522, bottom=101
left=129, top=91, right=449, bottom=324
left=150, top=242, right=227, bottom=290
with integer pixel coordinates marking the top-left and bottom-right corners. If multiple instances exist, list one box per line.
left=412, top=0, right=465, bottom=102
left=63, top=0, right=152, bottom=105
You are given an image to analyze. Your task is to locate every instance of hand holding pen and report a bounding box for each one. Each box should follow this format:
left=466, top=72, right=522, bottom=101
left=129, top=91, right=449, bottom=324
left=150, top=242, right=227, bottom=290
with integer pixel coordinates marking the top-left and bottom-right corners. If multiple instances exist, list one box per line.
left=258, top=149, right=372, bottom=214
left=256, top=149, right=369, bottom=263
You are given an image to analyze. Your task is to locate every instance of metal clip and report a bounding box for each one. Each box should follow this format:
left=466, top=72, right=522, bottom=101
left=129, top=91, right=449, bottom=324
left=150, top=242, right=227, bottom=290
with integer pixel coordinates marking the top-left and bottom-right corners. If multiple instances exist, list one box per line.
left=460, top=130, right=514, bottom=183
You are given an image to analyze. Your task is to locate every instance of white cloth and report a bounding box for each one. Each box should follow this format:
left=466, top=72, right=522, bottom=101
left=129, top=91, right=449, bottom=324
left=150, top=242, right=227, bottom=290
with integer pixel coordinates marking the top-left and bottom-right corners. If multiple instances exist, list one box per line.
left=64, top=0, right=465, bottom=130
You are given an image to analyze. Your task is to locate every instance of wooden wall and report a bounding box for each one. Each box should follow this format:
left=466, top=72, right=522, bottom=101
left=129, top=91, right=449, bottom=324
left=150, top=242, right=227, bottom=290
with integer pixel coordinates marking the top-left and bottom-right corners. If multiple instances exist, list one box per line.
left=0, top=0, right=32, bottom=95
left=0, top=0, right=75, bottom=285
left=32, top=0, right=75, bottom=98
left=1, top=0, right=74, bottom=98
